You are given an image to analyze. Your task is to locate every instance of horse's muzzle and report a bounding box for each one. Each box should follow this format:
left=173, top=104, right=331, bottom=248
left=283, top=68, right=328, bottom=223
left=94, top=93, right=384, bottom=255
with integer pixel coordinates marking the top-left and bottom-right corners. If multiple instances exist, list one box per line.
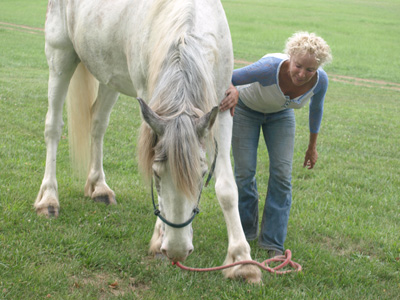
left=161, top=244, right=194, bottom=262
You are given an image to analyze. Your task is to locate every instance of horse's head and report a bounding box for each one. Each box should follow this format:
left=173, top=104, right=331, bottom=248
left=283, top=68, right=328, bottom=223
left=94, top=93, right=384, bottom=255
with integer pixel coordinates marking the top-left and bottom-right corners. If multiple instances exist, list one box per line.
left=137, top=98, right=218, bottom=262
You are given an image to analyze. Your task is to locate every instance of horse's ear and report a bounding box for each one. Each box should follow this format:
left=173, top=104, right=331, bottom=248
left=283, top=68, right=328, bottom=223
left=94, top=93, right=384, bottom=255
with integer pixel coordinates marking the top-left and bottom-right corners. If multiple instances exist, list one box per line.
left=137, top=98, right=166, bottom=136
left=195, top=106, right=218, bottom=138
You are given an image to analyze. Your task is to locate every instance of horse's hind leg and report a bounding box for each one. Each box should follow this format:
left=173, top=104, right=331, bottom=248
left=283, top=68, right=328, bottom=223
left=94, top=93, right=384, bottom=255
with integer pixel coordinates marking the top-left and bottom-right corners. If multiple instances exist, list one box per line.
left=35, top=48, right=79, bottom=217
left=84, top=84, right=119, bottom=205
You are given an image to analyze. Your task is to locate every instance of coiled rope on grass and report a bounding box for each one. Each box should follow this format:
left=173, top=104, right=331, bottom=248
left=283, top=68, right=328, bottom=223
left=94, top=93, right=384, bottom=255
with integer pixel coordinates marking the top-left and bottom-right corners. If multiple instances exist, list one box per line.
left=172, top=249, right=302, bottom=275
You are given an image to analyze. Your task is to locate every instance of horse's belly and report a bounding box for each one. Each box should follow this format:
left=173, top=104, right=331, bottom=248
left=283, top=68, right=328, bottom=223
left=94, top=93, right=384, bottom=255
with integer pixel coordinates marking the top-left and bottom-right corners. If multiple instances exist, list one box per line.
left=100, top=72, right=137, bottom=97
left=78, top=52, right=138, bottom=97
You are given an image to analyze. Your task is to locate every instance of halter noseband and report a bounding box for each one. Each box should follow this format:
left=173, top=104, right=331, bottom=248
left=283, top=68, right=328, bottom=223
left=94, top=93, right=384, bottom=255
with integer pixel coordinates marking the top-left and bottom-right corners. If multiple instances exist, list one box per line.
left=151, top=141, right=218, bottom=229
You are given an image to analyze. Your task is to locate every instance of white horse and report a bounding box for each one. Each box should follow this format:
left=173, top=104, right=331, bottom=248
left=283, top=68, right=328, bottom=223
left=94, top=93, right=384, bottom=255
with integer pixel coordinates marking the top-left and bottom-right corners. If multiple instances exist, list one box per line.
left=35, top=0, right=261, bottom=282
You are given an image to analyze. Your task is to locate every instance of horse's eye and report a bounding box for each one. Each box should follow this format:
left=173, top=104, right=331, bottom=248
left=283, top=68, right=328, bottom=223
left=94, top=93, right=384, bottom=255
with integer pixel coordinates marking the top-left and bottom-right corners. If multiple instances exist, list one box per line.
left=152, top=165, right=161, bottom=179
left=153, top=171, right=160, bottom=179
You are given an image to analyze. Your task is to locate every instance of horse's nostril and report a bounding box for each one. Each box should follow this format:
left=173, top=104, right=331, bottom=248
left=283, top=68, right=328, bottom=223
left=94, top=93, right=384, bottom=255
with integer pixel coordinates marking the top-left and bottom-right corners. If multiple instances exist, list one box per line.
left=188, top=248, right=193, bottom=256
left=161, top=248, right=168, bottom=257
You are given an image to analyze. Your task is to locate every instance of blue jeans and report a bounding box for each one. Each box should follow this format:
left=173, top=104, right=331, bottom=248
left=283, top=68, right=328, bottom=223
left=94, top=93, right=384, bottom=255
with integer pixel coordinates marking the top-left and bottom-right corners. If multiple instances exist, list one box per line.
left=232, top=99, right=295, bottom=252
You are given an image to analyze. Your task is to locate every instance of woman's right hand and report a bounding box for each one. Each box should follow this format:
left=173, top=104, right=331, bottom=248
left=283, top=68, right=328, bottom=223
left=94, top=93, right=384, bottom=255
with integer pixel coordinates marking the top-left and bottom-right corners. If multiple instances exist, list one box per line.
left=219, top=83, right=239, bottom=116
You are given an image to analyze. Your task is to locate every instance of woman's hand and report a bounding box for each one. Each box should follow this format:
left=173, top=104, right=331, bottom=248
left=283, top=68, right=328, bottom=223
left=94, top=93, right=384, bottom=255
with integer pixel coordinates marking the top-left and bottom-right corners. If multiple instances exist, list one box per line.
left=219, top=83, right=239, bottom=116
left=303, top=147, right=318, bottom=169
left=304, top=133, right=319, bottom=169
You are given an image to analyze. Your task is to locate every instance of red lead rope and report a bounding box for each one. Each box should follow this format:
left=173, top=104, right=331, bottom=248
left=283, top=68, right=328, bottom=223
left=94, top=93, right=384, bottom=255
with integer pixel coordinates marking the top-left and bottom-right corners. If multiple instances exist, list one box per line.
left=172, top=249, right=302, bottom=275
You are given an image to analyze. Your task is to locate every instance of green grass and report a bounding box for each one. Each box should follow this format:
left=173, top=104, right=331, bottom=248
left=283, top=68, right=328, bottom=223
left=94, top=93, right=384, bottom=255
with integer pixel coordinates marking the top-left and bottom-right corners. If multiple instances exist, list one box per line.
left=225, top=0, right=400, bottom=83
left=0, top=0, right=46, bottom=28
left=1, top=0, right=400, bottom=299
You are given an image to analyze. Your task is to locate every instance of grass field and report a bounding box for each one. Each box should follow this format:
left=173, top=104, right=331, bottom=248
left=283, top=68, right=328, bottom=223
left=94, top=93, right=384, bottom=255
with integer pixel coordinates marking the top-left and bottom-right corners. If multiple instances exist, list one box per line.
left=1, top=0, right=399, bottom=299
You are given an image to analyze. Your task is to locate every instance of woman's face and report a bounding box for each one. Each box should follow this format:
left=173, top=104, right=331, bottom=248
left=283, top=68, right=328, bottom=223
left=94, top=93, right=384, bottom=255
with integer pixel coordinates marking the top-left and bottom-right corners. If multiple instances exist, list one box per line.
left=288, top=53, right=319, bottom=86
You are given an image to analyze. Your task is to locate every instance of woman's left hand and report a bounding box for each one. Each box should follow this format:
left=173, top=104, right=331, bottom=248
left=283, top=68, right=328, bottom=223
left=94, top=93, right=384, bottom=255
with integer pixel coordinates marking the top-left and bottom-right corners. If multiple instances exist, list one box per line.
left=303, top=147, right=318, bottom=169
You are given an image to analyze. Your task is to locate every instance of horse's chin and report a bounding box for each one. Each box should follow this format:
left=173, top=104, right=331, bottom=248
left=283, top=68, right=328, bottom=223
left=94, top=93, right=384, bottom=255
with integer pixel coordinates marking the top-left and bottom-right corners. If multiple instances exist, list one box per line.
left=171, top=256, right=188, bottom=263
left=161, top=250, right=190, bottom=263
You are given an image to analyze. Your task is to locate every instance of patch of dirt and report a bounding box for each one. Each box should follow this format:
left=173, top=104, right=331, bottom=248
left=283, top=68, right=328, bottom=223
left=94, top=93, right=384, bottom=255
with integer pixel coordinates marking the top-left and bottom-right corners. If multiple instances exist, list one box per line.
left=0, top=21, right=43, bottom=35
left=70, top=272, right=150, bottom=299
left=328, top=74, right=400, bottom=91
left=321, top=235, right=379, bottom=260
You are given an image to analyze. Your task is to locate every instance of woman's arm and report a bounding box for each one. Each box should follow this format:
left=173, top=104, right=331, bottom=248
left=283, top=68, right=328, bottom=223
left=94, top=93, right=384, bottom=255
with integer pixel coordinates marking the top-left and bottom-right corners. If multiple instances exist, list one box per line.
left=219, top=56, right=274, bottom=116
left=305, top=71, right=329, bottom=169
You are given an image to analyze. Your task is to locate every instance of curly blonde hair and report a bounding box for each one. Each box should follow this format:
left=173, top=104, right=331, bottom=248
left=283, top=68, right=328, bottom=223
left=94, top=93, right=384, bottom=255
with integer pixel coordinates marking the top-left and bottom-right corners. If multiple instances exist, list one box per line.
left=284, top=32, right=332, bottom=67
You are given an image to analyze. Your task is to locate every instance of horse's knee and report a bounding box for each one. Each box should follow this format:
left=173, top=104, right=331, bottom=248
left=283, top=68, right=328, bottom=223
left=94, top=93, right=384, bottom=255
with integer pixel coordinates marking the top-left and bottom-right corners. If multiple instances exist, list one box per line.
left=215, top=178, right=238, bottom=211
left=44, top=117, right=64, bottom=141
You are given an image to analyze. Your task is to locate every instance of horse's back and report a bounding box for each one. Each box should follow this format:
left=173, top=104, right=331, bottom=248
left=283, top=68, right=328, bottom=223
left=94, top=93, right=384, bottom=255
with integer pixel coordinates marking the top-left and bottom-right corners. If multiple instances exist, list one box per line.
left=45, top=0, right=146, bottom=96
left=45, top=0, right=232, bottom=99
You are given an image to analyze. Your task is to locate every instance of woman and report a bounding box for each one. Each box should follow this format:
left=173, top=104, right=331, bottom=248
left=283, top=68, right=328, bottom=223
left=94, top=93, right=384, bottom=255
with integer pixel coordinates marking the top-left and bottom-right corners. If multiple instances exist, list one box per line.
left=220, top=32, right=332, bottom=257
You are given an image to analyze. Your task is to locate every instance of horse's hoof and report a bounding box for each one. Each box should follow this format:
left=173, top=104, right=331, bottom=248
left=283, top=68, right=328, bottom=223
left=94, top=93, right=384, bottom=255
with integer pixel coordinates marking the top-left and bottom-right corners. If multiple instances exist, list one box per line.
left=36, top=205, right=59, bottom=218
left=223, top=264, right=262, bottom=284
left=93, top=194, right=116, bottom=205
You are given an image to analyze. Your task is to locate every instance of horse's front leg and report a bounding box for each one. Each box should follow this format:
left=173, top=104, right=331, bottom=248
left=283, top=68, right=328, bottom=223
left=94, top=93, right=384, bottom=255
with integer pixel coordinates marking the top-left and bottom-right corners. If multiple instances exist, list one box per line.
left=34, top=48, right=79, bottom=217
left=84, top=84, right=119, bottom=205
left=214, top=111, right=262, bottom=283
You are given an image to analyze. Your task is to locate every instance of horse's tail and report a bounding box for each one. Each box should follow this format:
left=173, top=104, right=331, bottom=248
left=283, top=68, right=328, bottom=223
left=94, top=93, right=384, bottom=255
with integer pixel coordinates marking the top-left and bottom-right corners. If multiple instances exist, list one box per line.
left=66, top=63, right=99, bottom=177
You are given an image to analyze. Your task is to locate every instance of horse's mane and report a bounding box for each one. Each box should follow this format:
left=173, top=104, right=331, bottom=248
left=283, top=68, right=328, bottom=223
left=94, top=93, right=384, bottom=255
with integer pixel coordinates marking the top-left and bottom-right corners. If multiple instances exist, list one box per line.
left=138, top=0, right=217, bottom=199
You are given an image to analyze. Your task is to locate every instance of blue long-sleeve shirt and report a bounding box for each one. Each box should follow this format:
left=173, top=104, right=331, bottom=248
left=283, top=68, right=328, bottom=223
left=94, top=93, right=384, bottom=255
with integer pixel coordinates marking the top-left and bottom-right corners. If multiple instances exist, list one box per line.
left=233, top=53, right=329, bottom=133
